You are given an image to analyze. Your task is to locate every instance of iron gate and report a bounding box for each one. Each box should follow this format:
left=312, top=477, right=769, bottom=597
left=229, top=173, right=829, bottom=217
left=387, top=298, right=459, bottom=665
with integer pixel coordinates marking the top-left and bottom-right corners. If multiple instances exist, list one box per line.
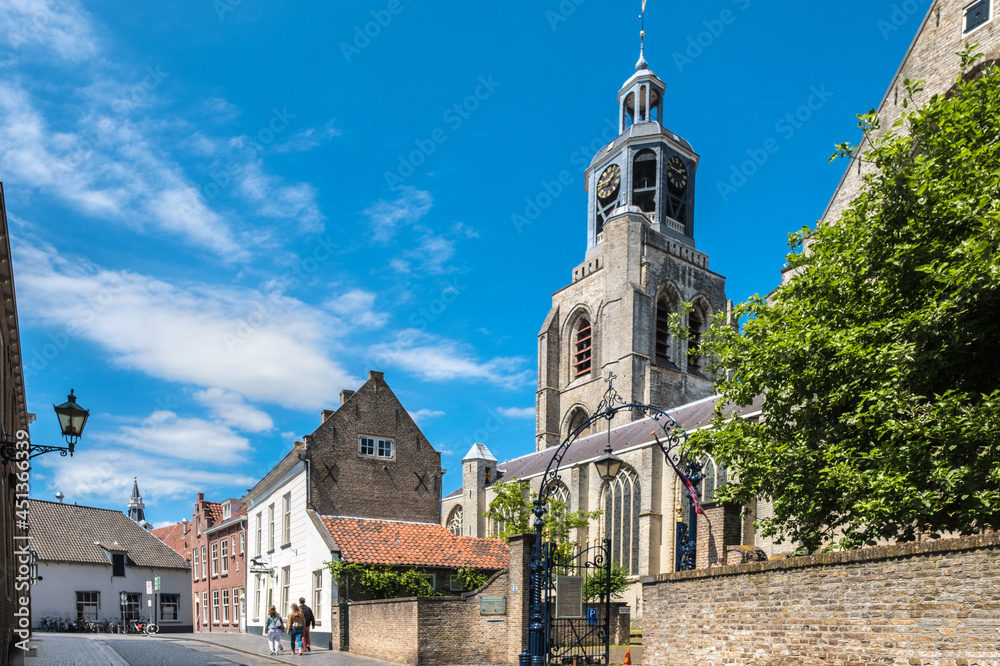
left=543, top=539, right=612, bottom=665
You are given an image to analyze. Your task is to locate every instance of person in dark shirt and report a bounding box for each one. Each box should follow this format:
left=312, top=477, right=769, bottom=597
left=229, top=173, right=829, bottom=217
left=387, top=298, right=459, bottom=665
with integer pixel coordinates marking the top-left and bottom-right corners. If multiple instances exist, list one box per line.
left=298, top=597, right=315, bottom=652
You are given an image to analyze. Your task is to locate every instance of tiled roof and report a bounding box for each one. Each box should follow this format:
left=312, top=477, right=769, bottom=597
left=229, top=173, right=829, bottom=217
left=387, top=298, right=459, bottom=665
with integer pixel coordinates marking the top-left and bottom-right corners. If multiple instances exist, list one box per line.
left=203, top=501, right=224, bottom=527
left=321, top=517, right=508, bottom=570
left=31, top=501, right=189, bottom=570
left=151, top=521, right=192, bottom=558
left=497, top=394, right=765, bottom=481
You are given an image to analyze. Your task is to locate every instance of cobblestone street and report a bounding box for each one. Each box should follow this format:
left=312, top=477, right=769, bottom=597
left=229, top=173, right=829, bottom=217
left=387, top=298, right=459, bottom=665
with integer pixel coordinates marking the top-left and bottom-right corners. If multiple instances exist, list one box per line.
left=26, top=633, right=396, bottom=666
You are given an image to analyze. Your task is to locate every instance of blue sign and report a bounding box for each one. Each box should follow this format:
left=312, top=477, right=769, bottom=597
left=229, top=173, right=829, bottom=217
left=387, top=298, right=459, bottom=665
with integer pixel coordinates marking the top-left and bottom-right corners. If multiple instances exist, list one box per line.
left=586, top=608, right=598, bottom=625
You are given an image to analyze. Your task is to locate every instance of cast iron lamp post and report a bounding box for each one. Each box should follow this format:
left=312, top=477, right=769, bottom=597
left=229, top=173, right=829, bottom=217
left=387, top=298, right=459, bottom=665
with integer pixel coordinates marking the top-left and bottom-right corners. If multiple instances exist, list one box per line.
left=0, top=389, right=90, bottom=461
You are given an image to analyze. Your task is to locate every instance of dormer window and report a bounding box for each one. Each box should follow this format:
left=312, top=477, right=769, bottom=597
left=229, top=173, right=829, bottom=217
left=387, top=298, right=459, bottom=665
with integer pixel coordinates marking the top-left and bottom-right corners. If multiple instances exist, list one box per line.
left=112, top=552, right=126, bottom=577
left=574, top=318, right=593, bottom=378
left=223, top=502, right=231, bottom=520
left=964, top=0, right=990, bottom=33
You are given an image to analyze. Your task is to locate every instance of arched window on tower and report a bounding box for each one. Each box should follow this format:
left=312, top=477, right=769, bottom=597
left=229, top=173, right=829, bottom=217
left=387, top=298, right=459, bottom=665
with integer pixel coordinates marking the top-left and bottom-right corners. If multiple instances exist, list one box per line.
left=655, top=295, right=673, bottom=365
left=623, top=92, right=636, bottom=130
left=567, top=407, right=591, bottom=439
left=632, top=150, right=657, bottom=215
left=688, top=309, right=704, bottom=372
left=447, top=506, right=463, bottom=536
left=573, top=318, right=593, bottom=378
left=602, top=465, right=641, bottom=575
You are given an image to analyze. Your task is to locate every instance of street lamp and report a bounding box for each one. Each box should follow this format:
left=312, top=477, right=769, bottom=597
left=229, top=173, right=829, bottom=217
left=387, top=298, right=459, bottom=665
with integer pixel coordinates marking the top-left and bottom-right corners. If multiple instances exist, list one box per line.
left=592, top=445, right=624, bottom=482
left=0, top=389, right=90, bottom=461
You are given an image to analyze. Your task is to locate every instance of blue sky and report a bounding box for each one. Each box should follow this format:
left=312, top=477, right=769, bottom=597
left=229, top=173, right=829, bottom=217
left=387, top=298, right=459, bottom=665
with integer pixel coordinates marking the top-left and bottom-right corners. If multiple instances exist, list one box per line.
left=4, top=0, right=932, bottom=525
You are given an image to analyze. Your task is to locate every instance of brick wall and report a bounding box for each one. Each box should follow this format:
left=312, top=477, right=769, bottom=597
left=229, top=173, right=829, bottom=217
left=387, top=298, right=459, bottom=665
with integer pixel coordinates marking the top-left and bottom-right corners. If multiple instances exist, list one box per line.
left=308, top=371, right=443, bottom=524
left=695, top=503, right=742, bottom=570
left=348, top=597, right=420, bottom=664
left=642, top=533, right=1000, bottom=665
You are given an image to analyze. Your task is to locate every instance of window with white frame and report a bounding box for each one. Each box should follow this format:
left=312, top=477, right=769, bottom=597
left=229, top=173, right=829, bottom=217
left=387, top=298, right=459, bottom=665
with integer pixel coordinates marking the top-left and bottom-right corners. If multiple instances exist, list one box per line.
left=202, top=591, right=208, bottom=624
left=222, top=588, right=230, bottom=623
left=282, top=493, right=291, bottom=545
left=280, top=566, right=291, bottom=615
left=76, top=592, right=99, bottom=621
left=211, top=542, right=219, bottom=576
left=255, top=514, right=262, bottom=556
left=240, top=531, right=245, bottom=555
left=201, top=546, right=206, bottom=580
left=232, top=535, right=237, bottom=557
left=193, top=548, right=200, bottom=580
left=268, top=504, right=275, bottom=551
left=965, top=0, right=991, bottom=33
left=221, top=538, right=229, bottom=575
left=160, top=594, right=179, bottom=622
left=253, top=577, right=261, bottom=622
left=212, top=590, right=220, bottom=623
left=312, top=571, right=323, bottom=624
left=359, top=436, right=394, bottom=459
left=232, top=587, right=240, bottom=626
left=223, top=501, right=231, bottom=520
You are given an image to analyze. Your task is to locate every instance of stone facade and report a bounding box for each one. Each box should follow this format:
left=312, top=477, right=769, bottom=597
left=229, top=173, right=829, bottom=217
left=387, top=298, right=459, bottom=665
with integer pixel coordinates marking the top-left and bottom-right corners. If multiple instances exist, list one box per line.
left=536, top=55, right=729, bottom=453
left=786, top=0, right=1000, bottom=285
left=642, top=532, right=1000, bottom=665
left=307, top=371, right=444, bottom=524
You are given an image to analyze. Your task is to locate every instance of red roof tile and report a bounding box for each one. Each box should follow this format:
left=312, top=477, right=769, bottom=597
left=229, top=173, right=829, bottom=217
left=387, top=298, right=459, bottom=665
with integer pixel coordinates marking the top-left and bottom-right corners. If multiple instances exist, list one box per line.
left=321, top=517, right=508, bottom=570
left=151, top=521, right=192, bottom=558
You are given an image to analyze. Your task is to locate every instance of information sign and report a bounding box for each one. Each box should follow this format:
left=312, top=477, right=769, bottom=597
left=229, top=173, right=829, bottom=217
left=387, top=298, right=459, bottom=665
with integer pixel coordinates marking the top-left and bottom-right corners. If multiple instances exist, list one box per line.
left=555, top=575, right=584, bottom=619
left=479, top=596, right=507, bottom=615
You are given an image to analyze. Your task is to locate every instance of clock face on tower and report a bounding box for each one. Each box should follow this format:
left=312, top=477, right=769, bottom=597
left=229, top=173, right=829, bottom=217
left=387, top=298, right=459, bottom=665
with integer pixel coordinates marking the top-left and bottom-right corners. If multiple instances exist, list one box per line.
left=667, top=156, right=688, bottom=193
left=596, top=164, right=621, bottom=204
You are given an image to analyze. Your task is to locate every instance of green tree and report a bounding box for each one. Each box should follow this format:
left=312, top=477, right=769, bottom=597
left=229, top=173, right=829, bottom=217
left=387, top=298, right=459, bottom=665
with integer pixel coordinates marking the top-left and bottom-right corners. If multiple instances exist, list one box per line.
left=483, top=479, right=602, bottom=563
left=690, top=49, right=1000, bottom=552
left=583, top=564, right=631, bottom=602
left=455, top=567, right=489, bottom=591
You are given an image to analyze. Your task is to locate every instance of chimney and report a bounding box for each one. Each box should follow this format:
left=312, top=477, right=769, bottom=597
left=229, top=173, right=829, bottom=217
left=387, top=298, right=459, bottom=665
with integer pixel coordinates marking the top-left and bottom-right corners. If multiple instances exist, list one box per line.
left=182, top=519, right=188, bottom=535
left=368, top=370, right=384, bottom=382
left=196, top=492, right=205, bottom=502
left=322, top=409, right=336, bottom=422
left=339, top=390, right=355, bottom=406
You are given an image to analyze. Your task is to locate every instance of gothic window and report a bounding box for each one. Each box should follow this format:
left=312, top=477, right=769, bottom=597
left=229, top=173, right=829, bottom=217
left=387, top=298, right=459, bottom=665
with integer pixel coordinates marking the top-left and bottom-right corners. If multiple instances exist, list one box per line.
left=602, top=466, right=641, bottom=575
left=447, top=506, right=463, bottom=536
left=700, top=455, right=728, bottom=504
left=655, top=296, right=673, bottom=365
left=688, top=309, right=704, bottom=371
left=632, top=149, right=657, bottom=214
left=567, top=407, right=591, bottom=439
left=573, top=318, right=593, bottom=378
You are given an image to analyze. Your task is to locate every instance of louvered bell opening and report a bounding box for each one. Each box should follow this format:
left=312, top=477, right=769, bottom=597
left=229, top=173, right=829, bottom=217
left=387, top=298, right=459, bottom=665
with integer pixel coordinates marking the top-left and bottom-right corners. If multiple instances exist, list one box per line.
left=655, top=303, right=671, bottom=362
left=574, top=321, right=592, bottom=377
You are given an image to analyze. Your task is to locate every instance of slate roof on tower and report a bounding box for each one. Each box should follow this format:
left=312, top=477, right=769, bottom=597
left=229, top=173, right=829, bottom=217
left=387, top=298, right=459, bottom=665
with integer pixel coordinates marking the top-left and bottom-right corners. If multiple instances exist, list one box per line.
left=31, top=500, right=189, bottom=569
left=321, top=516, right=508, bottom=569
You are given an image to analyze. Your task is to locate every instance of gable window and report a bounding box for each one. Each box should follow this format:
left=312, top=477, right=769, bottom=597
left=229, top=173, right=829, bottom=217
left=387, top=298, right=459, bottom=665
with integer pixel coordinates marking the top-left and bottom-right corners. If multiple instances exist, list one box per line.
left=111, top=553, right=126, bottom=577
left=965, top=0, right=991, bottom=33
left=197, top=516, right=201, bottom=535
left=573, top=318, right=593, bottom=377
left=76, top=592, right=99, bottom=622
left=359, top=436, right=394, bottom=459
left=240, top=531, right=245, bottom=555
left=221, top=538, right=229, bottom=575
left=211, top=542, right=219, bottom=577
left=282, top=493, right=291, bottom=545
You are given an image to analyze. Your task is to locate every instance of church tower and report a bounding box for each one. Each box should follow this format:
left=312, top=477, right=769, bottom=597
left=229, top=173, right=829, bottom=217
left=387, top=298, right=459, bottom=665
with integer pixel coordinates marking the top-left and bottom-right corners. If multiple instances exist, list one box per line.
left=536, top=43, right=730, bottom=451
left=127, top=476, right=151, bottom=530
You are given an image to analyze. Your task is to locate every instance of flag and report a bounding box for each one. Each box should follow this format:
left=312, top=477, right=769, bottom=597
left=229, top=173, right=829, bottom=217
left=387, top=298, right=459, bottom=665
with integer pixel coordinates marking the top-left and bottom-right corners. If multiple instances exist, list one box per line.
left=677, top=470, right=706, bottom=516
left=641, top=0, right=647, bottom=13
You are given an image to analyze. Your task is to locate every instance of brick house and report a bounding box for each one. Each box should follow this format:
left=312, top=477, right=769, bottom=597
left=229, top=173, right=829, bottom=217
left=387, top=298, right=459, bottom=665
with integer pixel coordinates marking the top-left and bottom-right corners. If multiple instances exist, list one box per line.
left=245, top=371, right=504, bottom=650
left=150, top=518, right=193, bottom=559
left=191, top=495, right=247, bottom=633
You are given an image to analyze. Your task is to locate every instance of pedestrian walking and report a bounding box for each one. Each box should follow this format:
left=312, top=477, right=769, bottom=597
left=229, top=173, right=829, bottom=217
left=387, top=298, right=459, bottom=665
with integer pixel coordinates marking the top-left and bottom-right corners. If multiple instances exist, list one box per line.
left=298, top=597, right=315, bottom=652
left=287, top=603, right=306, bottom=655
left=264, top=605, right=284, bottom=655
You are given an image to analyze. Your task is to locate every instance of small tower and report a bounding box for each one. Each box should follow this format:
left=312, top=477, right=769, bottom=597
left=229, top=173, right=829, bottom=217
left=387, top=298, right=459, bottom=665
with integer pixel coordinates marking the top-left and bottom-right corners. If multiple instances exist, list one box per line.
left=461, top=443, right=498, bottom=538
left=127, top=476, right=151, bottom=530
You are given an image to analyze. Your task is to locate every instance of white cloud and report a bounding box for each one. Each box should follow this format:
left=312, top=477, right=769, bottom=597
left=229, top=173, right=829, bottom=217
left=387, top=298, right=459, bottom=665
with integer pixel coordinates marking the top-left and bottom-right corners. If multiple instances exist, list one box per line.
left=238, top=160, right=325, bottom=232
left=107, top=409, right=253, bottom=464
left=1, top=0, right=99, bottom=63
left=364, top=187, right=433, bottom=243
left=324, top=289, right=389, bottom=329
left=371, top=330, right=532, bottom=389
left=499, top=407, right=535, bottom=419
left=152, top=520, right=178, bottom=529
left=37, top=448, right=256, bottom=505
left=16, top=241, right=359, bottom=411
left=409, top=409, right=446, bottom=425
left=194, top=388, right=274, bottom=433
left=274, top=120, right=341, bottom=153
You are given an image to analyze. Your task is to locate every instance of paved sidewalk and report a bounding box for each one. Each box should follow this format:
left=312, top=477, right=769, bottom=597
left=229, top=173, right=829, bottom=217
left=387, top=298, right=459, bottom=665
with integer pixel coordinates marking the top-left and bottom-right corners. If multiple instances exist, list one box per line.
left=167, top=632, right=396, bottom=665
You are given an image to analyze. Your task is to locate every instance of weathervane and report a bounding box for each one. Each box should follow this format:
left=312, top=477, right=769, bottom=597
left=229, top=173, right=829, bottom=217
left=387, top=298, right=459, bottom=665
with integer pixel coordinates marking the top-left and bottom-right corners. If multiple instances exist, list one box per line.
left=637, top=0, right=649, bottom=70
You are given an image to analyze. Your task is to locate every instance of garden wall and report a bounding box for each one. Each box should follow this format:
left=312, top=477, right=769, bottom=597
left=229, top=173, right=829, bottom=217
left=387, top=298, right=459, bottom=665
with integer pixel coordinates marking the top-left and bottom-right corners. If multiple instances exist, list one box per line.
left=642, top=532, right=1000, bottom=665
